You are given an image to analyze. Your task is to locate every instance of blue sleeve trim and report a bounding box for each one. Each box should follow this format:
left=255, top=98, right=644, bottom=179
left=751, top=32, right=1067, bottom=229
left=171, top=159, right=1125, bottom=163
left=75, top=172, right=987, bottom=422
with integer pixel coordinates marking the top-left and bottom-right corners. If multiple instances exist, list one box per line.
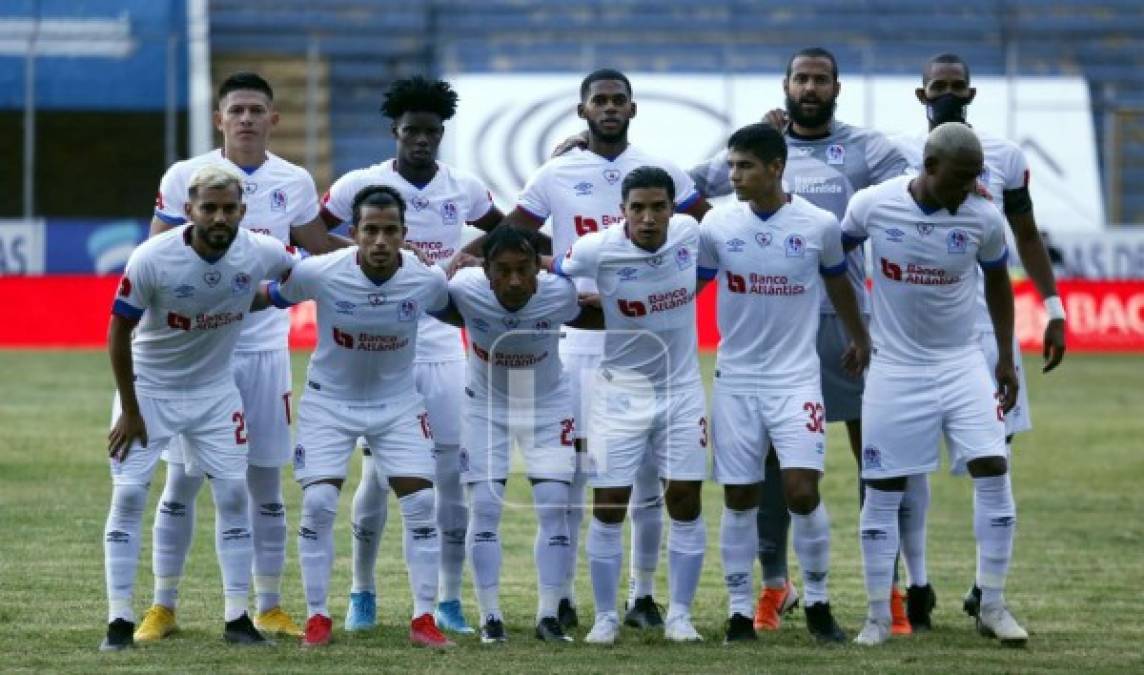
left=675, top=191, right=701, bottom=212
left=552, top=255, right=570, bottom=278
left=978, top=248, right=1009, bottom=270
left=842, top=232, right=867, bottom=247
left=154, top=210, right=186, bottom=225
left=112, top=299, right=144, bottom=320
left=268, top=281, right=295, bottom=309
left=697, top=266, right=718, bottom=281
left=819, top=261, right=848, bottom=277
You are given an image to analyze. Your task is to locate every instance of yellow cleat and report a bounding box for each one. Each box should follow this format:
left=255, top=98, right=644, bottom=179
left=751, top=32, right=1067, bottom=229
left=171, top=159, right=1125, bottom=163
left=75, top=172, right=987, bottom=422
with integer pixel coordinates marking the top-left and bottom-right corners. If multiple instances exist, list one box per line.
left=134, top=605, right=177, bottom=642
left=254, top=606, right=304, bottom=638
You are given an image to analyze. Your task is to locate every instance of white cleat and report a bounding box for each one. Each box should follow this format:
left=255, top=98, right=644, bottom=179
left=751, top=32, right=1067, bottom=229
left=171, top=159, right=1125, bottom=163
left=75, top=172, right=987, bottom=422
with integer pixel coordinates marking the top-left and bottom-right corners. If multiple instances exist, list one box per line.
left=977, top=604, right=1028, bottom=647
left=665, top=614, right=703, bottom=642
left=853, top=618, right=892, bottom=646
left=585, top=613, right=620, bottom=645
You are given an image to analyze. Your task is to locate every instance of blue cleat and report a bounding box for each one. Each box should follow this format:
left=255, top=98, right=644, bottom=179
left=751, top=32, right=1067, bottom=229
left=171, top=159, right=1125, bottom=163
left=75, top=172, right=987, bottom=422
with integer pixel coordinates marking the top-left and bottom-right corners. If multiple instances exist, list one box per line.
left=434, top=599, right=475, bottom=634
left=345, top=591, right=377, bottom=632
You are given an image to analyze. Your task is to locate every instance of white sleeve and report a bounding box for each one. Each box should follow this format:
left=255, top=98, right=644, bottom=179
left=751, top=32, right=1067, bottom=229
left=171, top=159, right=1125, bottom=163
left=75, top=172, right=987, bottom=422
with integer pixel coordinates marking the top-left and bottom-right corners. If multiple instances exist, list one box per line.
left=423, top=266, right=450, bottom=312
left=516, top=165, right=553, bottom=221
left=1001, top=144, right=1030, bottom=192
left=688, top=148, right=731, bottom=198
left=273, top=256, right=320, bottom=306
left=111, top=247, right=155, bottom=319
left=552, top=276, right=581, bottom=324
left=977, top=208, right=1009, bottom=268
left=840, top=189, right=872, bottom=243
left=155, top=163, right=188, bottom=225
left=697, top=217, right=721, bottom=277
left=320, top=173, right=359, bottom=224
left=666, top=160, right=700, bottom=209
left=818, top=215, right=847, bottom=275
left=553, top=231, right=602, bottom=279
left=260, top=237, right=298, bottom=280
left=290, top=170, right=321, bottom=227
left=865, top=131, right=911, bottom=184
left=462, top=174, right=496, bottom=222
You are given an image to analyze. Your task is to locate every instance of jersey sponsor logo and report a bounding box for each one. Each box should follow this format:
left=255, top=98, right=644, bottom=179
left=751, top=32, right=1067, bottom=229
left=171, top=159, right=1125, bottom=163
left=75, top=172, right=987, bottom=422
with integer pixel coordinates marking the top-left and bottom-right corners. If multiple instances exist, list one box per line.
left=886, top=228, right=906, bottom=242
left=617, top=299, right=647, bottom=317
left=915, top=223, right=934, bottom=236
left=793, top=175, right=842, bottom=194
left=574, top=181, right=593, bottom=196
left=826, top=143, right=845, bottom=165
left=947, top=229, right=968, bottom=254
left=174, top=284, right=195, bottom=299
left=410, top=240, right=455, bottom=263
left=726, top=238, right=746, bottom=253
left=726, top=270, right=806, bottom=296
left=231, top=272, right=251, bottom=294
left=367, top=292, right=385, bottom=306
left=441, top=200, right=459, bottom=225
left=603, top=168, right=621, bottom=185
left=785, top=233, right=806, bottom=258
left=269, top=189, right=287, bottom=212
left=647, top=287, right=694, bottom=312
left=117, top=276, right=132, bottom=297
left=617, top=266, right=640, bottom=281
left=398, top=299, right=418, bottom=321
left=192, top=311, right=243, bottom=330
left=411, top=195, right=430, bottom=211
left=167, top=311, right=191, bottom=331
left=881, top=257, right=961, bottom=285
left=862, top=444, right=882, bottom=469
left=242, top=181, right=257, bottom=195
left=203, top=270, right=221, bottom=287
left=755, top=232, right=772, bottom=248
left=335, top=300, right=356, bottom=315
left=333, top=326, right=354, bottom=348
left=675, top=246, right=693, bottom=270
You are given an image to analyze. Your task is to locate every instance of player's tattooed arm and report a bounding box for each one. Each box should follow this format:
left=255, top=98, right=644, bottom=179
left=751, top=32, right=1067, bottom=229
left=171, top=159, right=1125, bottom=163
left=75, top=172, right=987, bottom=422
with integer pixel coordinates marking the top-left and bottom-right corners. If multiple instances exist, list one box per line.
left=983, top=264, right=1019, bottom=412
left=107, top=315, right=148, bottom=461
left=566, top=293, right=605, bottom=330
left=470, top=205, right=506, bottom=233
left=822, top=274, right=871, bottom=376
left=761, top=108, right=789, bottom=130
left=1005, top=208, right=1066, bottom=372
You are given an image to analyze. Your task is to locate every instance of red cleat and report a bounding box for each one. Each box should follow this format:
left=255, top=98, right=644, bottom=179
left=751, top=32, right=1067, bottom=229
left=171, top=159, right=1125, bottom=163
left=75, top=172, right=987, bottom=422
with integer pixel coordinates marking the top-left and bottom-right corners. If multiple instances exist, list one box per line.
left=410, top=613, right=455, bottom=649
left=302, top=614, right=333, bottom=647
left=890, top=587, right=913, bottom=636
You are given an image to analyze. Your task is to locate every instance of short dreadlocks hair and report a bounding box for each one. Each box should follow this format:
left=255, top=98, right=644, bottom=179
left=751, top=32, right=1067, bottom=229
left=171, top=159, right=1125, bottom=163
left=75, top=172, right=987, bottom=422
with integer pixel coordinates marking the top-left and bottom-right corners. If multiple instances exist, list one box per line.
left=380, top=76, right=459, bottom=121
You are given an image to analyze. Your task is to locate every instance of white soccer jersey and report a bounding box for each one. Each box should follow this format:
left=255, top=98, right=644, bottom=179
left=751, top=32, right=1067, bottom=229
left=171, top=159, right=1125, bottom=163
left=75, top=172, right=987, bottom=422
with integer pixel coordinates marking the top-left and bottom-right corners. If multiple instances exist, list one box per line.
left=449, top=267, right=581, bottom=404
left=112, top=226, right=296, bottom=395
left=554, top=214, right=702, bottom=389
left=269, top=248, right=448, bottom=400
left=154, top=149, right=319, bottom=352
left=321, top=160, right=495, bottom=363
left=841, top=175, right=1009, bottom=365
left=893, top=129, right=1030, bottom=330
left=518, top=145, right=700, bottom=355
left=698, top=195, right=847, bottom=392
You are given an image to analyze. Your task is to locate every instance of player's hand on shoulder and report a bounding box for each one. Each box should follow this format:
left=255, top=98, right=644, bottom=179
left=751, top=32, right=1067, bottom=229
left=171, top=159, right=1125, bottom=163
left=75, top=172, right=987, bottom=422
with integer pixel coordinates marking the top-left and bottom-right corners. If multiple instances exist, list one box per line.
left=762, top=108, right=789, bottom=130
left=108, top=410, right=148, bottom=462
left=1042, top=319, right=1066, bottom=373
left=447, top=252, right=481, bottom=279
left=994, top=358, right=1019, bottom=412
left=403, top=242, right=433, bottom=267
left=552, top=131, right=590, bottom=157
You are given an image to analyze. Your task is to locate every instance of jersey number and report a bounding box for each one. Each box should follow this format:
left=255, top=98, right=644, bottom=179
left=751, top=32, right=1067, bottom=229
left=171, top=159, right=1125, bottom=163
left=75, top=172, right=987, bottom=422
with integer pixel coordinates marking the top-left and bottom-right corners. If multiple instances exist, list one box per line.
left=560, top=418, right=575, bottom=446
left=232, top=411, right=248, bottom=445
left=574, top=216, right=599, bottom=236
left=803, top=402, right=825, bottom=434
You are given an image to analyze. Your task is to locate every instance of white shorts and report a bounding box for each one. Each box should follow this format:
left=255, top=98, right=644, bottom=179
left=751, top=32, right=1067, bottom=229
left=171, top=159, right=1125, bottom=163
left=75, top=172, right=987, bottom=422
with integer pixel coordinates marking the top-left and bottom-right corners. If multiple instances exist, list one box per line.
left=818, top=313, right=867, bottom=423
left=414, top=359, right=465, bottom=447
left=460, top=385, right=577, bottom=484
left=860, top=353, right=1007, bottom=480
left=712, top=384, right=827, bottom=484
left=293, top=388, right=435, bottom=487
left=109, top=386, right=248, bottom=486
left=979, top=329, right=1032, bottom=437
left=163, top=349, right=293, bottom=468
left=584, top=374, right=708, bottom=488
left=560, top=349, right=602, bottom=441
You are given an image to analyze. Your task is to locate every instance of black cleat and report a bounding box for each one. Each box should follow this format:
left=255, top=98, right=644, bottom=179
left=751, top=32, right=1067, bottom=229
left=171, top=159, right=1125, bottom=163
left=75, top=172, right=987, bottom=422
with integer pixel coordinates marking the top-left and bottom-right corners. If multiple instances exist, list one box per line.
left=623, top=595, right=664, bottom=629
left=535, top=616, right=573, bottom=643
left=223, top=613, right=271, bottom=645
left=907, top=584, right=937, bottom=631
left=99, top=619, right=135, bottom=652
left=557, top=598, right=579, bottom=630
left=480, top=617, right=507, bottom=644
left=804, top=602, right=846, bottom=643
left=723, top=613, right=758, bottom=644
left=963, top=584, right=982, bottom=618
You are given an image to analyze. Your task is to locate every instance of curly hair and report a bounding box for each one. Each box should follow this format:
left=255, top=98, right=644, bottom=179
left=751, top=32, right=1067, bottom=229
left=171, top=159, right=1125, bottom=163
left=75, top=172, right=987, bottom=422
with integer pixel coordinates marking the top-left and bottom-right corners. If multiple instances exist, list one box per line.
left=380, top=76, right=459, bottom=121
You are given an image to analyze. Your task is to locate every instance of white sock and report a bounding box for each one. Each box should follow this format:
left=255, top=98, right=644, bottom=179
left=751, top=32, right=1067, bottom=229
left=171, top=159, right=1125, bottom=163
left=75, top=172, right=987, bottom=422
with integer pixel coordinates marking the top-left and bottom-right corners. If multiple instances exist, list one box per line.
left=586, top=517, right=623, bottom=617
left=399, top=488, right=440, bottom=618
left=350, top=452, right=388, bottom=594
left=298, top=482, right=339, bottom=619
left=466, top=481, right=504, bottom=622
left=628, top=463, right=663, bottom=603
left=974, top=474, right=1017, bottom=607
left=210, top=477, right=253, bottom=622
left=666, top=516, right=706, bottom=620
left=720, top=507, right=758, bottom=618
left=105, top=483, right=148, bottom=623
left=563, top=469, right=588, bottom=604
left=532, top=480, right=571, bottom=621
left=434, top=444, right=467, bottom=603
left=899, top=474, right=931, bottom=587
left=152, top=462, right=203, bottom=610
left=246, top=464, right=286, bottom=614
left=791, top=502, right=831, bottom=606
left=860, top=487, right=903, bottom=621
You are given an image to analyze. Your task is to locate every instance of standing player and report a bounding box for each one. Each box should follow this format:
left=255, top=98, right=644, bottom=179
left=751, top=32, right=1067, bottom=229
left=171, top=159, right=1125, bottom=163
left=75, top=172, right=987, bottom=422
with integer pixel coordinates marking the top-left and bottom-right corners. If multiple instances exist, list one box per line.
left=690, top=47, right=912, bottom=633
left=135, top=72, right=342, bottom=642
left=699, top=124, right=868, bottom=643
left=845, top=124, right=1026, bottom=647
left=101, top=165, right=296, bottom=650
left=891, top=52, right=1066, bottom=628
left=319, top=77, right=503, bottom=635
left=502, top=69, right=710, bottom=630
left=552, top=167, right=708, bottom=645
left=262, top=186, right=453, bottom=649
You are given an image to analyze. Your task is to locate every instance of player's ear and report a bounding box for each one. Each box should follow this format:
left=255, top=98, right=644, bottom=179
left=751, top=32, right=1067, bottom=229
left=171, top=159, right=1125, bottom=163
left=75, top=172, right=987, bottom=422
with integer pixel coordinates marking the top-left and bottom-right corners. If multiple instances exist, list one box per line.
left=184, top=200, right=194, bottom=220
left=833, top=79, right=841, bottom=99
left=966, top=87, right=977, bottom=104
left=629, top=100, right=637, bottom=119
left=391, top=123, right=399, bottom=140
left=915, top=87, right=928, bottom=105
left=576, top=102, right=586, bottom=120
left=237, top=202, right=247, bottom=220
left=269, top=109, right=280, bottom=128
left=213, top=108, right=223, bottom=132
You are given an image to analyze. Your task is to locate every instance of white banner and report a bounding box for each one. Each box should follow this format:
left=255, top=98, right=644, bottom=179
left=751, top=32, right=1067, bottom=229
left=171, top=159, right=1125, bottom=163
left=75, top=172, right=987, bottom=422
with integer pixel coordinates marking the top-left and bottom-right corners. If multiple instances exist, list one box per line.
left=1049, top=230, right=1144, bottom=279
left=0, top=219, right=45, bottom=275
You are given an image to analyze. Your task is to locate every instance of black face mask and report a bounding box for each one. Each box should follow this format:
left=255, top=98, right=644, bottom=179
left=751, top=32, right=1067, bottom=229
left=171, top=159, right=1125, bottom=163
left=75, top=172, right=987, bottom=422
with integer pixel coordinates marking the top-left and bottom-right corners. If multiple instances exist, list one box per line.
left=926, top=93, right=970, bottom=126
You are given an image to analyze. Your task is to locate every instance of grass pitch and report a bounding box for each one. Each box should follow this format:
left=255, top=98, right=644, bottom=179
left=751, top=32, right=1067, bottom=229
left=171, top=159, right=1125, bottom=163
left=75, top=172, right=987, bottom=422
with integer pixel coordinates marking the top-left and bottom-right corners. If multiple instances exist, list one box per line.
left=1, top=351, right=1142, bottom=673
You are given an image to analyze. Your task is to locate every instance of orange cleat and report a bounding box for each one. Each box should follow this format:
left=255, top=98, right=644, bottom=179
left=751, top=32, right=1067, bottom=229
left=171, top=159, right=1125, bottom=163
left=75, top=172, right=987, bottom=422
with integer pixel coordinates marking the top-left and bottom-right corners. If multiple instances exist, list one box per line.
left=753, top=581, right=800, bottom=631
left=302, top=614, right=333, bottom=647
left=410, top=613, right=455, bottom=649
left=890, top=587, right=913, bottom=636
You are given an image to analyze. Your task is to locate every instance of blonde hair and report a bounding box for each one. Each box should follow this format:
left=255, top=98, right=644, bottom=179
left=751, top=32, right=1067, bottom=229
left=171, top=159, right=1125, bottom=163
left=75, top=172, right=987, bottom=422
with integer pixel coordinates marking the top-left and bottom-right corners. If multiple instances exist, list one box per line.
left=924, top=122, right=982, bottom=161
left=187, top=164, right=245, bottom=199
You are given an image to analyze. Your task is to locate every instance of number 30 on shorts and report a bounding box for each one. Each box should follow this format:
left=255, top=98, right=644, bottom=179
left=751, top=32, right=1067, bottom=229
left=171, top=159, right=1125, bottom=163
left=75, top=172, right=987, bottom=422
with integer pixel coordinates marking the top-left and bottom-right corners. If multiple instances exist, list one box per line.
left=803, top=402, right=825, bottom=433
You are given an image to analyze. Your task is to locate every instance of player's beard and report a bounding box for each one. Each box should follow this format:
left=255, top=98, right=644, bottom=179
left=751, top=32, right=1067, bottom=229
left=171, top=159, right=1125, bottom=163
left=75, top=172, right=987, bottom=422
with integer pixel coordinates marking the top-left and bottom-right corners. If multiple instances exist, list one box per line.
left=785, top=94, right=836, bottom=129
left=586, top=117, right=629, bottom=144
left=198, top=224, right=238, bottom=253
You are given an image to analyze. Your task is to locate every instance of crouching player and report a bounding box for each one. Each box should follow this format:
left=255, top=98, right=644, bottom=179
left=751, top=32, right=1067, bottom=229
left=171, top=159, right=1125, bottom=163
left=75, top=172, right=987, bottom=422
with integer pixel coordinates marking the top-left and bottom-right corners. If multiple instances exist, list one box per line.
left=434, top=226, right=603, bottom=643
left=259, top=185, right=453, bottom=648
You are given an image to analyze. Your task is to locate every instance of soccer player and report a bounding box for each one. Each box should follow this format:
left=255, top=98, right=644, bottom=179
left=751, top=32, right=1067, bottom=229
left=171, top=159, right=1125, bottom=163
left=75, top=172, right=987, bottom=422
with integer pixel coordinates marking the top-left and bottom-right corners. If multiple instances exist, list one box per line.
left=433, top=226, right=602, bottom=643
left=101, top=165, right=296, bottom=651
left=891, top=53, right=1067, bottom=628
left=699, top=124, right=869, bottom=644
left=261, top=185, right=453, bottom=649
left=690, top=47, right=912, bottom=633
left=551, top=167, right=708, bottom=645
left=319, top=76, right=503, bottom=635
left=845, top=123, right=1026, bottom=647
left=502, top=69, right=710, bottom=631
left=135, top=72, right=342, bottom=642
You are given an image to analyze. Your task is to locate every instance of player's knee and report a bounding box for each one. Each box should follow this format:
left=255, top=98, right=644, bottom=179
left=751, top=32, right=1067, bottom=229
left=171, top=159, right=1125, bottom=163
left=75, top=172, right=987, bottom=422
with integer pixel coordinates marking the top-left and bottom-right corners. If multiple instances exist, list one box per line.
left=664, top=481, right=702, bottom=521
left=397, top=486, right=436, bottom=523
left=592, top=488, right=629, bottom=524
left=724, top=483, right=761, bottom=511
left=967, top=456, right=1008, bottom=478
left=865, top=476, right=908, bottom=492
left=784, top=486, right=820, bottom=515
left=302, top=482, right=340, bottom=529
left=112, top=484, right=149, bottom=517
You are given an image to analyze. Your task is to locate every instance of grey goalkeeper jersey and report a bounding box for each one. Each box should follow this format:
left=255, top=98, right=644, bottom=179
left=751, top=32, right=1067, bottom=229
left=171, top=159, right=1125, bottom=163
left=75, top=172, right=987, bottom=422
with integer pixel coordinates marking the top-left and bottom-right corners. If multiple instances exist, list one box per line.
left=691, top=119, right=909, bottom=314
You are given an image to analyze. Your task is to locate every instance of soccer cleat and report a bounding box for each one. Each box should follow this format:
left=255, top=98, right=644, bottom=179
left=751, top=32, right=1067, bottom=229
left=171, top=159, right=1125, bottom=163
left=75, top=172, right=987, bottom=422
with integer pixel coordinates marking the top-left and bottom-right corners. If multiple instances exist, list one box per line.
left=557, top=598, right=579, bottom=630
left=434, top=599, right=475, bottom=634
left=223, top=613, right=271, bottom=645
left=853, top=618, right=892, bottom=646
left=622, top=595, right=664, bottom=629
left=753, top=581, right=799, bottom=631
left=480, top=617, right=508, bottom=644
left=410, top=613, right=455, bottom=649
left=665, top=613, right=703, bottom=642
left=134, top=605, right=177, bottom=642
left=890, top=587, right=912, bottom=636
left=907, top=584, right=937, bottom=632
left=255, top=606, right=304, bottom=638
left=535, top=616, right=573, bottom=643
left=963, top=584, right=982, bottom=618
left=976, top=604, right=1028, bottom=647
left=723, top=613, right=758, bottom=644
left=345, top=591, right=377, bottom=632
left=99, top=619, right=135, bottom=652
left=302, top=614, right=333, bottom=648
left=584, top=613, right=620, bottom=645
left=804, top=602, right=846, bottom=643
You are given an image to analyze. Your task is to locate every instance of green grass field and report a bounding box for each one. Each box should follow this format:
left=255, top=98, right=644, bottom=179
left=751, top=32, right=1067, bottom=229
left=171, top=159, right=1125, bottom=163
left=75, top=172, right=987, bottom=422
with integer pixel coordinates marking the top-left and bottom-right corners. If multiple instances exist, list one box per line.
left=2, top=350, right=1143, bottom=673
